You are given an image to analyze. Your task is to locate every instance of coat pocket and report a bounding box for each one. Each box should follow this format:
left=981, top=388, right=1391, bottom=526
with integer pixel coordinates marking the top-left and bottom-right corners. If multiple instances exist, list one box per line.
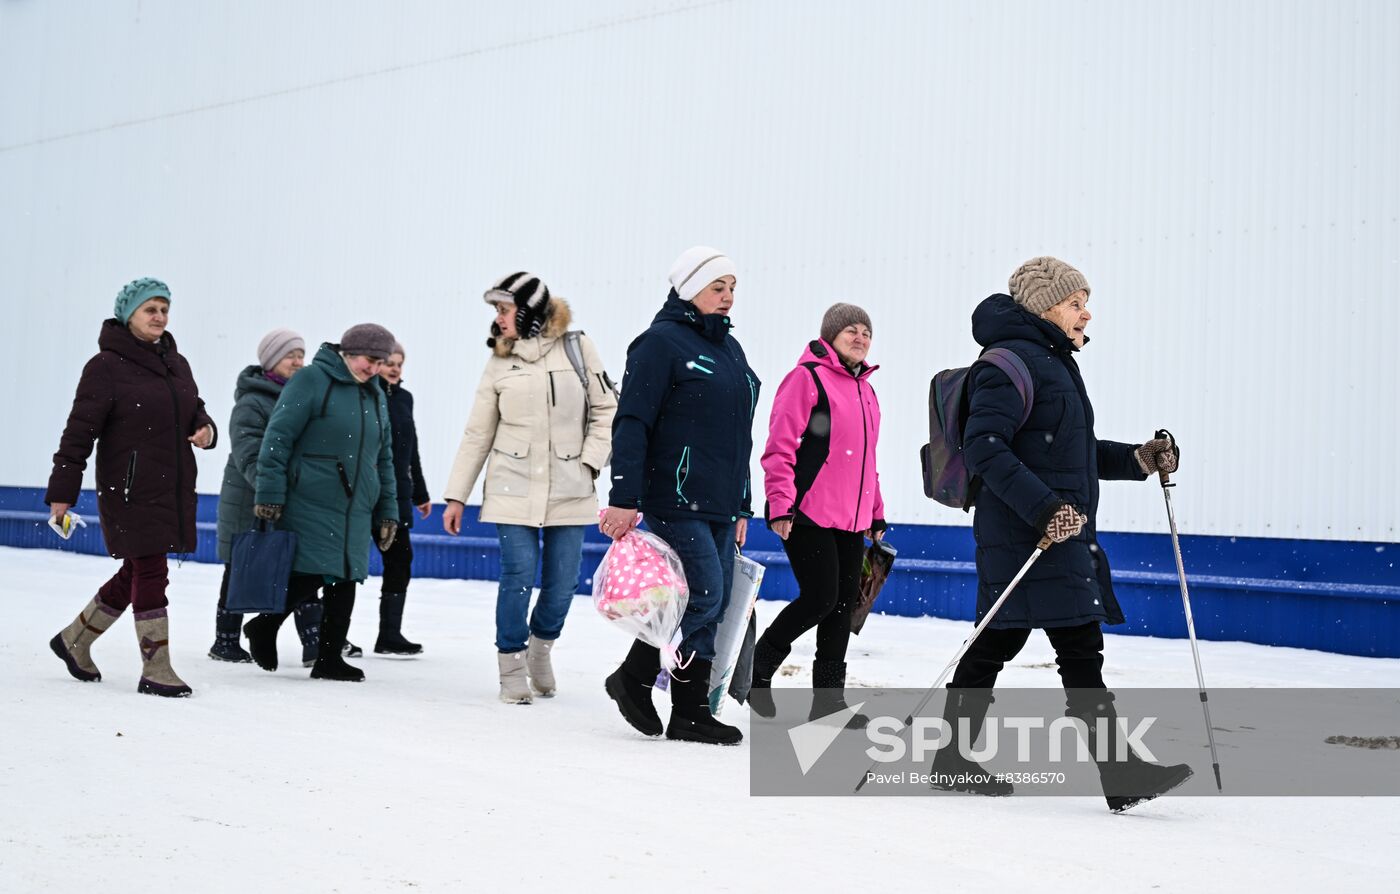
left=123, top=451, right=138, bottom=503
left=549, top=443, right=594, bottom=500
left=485, top=433, right=532, bottom=497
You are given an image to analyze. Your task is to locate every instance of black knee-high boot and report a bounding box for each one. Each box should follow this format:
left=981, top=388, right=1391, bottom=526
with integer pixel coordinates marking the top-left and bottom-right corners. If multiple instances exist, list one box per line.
left=930, top=688, right=1014, bottom=797
left=310, top=587, right=363, bottom=682
left=605, top=640, right=663, bottom=736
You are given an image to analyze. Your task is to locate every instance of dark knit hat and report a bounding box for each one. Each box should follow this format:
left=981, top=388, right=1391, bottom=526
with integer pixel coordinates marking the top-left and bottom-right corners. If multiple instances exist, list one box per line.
left=820, top=302, right=873, bottom=346
left=114, top=277, right=170, bottom=324
left=339, top=323, right=396, bottom=360
left=1008, top=257, right=1090, bottom=315
left=484, top=272, right=552, bottom=345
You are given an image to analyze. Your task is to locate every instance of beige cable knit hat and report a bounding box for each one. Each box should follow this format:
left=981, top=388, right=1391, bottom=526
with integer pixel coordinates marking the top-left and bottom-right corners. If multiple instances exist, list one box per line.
left=1008, top=257, right=1090, bottom=315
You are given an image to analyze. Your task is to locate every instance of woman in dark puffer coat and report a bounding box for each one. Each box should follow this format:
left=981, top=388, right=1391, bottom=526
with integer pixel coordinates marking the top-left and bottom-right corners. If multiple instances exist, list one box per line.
left=47, top=278, right=217, bottom=698
left=930, top=257, right=1191, bottom=812
left=209, top=329, right=312, bottom=663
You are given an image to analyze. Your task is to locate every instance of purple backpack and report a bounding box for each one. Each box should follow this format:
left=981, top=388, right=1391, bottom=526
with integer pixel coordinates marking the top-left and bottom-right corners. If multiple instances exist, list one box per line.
left=919, top=347, right=1034, bottom=510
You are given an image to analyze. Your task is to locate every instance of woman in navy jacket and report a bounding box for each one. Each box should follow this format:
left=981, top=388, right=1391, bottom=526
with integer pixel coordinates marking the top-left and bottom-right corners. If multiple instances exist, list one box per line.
left=601, top=246, right=760, bottom=746
left=934, top=257, right=1190, bottom=811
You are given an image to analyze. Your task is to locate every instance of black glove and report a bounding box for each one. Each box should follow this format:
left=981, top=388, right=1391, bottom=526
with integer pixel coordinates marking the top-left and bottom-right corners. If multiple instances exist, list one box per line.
left=254, top=503, right=283, bottom=522
left=1135, top=437, right=1180, bottom=475
left=376, top=519, right=398, bottom=551
left=1038, top=502, right=1087, bottom=543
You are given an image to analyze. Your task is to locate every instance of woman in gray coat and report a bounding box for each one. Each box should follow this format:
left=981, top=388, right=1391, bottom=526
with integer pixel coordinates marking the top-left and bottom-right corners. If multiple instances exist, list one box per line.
left=209, top=329, right=311, bottom=662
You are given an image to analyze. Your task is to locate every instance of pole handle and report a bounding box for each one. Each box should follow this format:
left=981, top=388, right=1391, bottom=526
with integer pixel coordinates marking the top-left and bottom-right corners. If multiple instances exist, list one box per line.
left=1154, top=428, right=1176, bottom=487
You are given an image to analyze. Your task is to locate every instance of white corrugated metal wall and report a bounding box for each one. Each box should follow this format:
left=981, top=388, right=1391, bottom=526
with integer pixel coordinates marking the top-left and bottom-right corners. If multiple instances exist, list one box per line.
left=3, top=0, right=1397, bottom=542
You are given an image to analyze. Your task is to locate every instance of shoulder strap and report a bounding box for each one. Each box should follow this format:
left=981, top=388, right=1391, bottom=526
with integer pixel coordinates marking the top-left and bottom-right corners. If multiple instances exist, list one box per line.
left=977, top=347, right=1035, bottom=429
left=562, top=331, right=588, bottom=391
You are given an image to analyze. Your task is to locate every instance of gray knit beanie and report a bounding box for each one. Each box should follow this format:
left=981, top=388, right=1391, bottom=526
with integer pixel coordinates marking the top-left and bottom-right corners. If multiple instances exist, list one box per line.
left=1008, top=257, right=1091, bottom=315
left=820, top=302, right=873, bottom=346
left=339, top=323, right=396, bottom=359
left=257, top=328, right=305, bottom=370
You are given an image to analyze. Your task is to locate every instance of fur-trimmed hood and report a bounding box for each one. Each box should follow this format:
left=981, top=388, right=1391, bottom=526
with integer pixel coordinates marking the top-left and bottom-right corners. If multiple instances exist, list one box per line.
left=492, top=297, right=573, bottom=358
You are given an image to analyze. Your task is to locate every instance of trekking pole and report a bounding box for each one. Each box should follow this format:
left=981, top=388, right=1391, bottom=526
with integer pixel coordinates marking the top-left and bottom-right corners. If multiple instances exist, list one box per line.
left=1154, top=428, right=1223, bottom=792
left=854, top=535, right=1052, bottom=792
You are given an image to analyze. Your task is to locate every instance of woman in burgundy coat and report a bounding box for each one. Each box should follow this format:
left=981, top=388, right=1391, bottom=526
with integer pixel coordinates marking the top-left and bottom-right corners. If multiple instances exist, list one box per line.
left=46, top=278, right=217, bottom=698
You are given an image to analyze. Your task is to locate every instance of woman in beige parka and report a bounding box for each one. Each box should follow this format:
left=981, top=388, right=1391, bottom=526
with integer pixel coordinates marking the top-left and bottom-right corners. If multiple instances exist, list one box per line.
left=442, top=272, right=617, bottom=704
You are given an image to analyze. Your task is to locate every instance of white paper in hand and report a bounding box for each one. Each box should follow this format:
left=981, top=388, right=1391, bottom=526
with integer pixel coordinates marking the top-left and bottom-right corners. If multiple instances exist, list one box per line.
left=47, top=512, right=88, bottom=540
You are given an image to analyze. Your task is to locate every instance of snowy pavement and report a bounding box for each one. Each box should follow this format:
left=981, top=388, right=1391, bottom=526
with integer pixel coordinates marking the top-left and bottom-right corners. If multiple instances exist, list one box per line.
left=1, top=546, right=1396, bottom=892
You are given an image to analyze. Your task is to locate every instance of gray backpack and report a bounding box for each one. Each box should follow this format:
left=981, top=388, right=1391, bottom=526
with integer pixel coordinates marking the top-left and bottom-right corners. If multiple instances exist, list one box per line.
left=562, top=331, right=618, bottom=460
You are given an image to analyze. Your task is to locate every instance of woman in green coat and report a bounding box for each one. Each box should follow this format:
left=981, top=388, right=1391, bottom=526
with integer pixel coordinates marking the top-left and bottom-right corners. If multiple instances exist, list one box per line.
left=244, top=323, right=400, bottom=682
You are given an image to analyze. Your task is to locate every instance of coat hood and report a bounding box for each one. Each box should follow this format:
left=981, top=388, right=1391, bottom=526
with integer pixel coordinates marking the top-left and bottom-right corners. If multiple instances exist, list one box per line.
left=652, top=290, right=733, bottom=344
left=799, top=338, right=878, bottom=380
left=234, top=364, right=286, bottom=402
left=98, top=317, right=179, bottom=375
left=493, top=297, right=574, bottom=359
left=312, top=342, right=363, bottom=383
left=971, top=293, right=1083, bottom=352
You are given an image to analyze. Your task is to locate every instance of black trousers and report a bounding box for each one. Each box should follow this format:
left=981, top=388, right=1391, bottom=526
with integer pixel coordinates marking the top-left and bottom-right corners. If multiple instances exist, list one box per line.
left=762, top=524, right=866, bottom=662
left=379, top=526, right=413, bottom=594
left=949, top=621, right=1106, bottom=690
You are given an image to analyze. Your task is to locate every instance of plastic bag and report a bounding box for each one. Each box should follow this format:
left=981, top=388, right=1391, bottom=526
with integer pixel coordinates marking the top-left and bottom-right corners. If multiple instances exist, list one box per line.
left=593, top=520, right=690, bottom=671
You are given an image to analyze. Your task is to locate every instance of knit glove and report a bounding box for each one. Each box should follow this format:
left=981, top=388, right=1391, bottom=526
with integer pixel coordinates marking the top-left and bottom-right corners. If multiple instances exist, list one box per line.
left=1135, top=437, right=1180, bottom=475
left=1038, top=502, right=1087, bottom=543
left=376, top=519, right=398, bottom=551
left=254, top=503, right=283, bottom=522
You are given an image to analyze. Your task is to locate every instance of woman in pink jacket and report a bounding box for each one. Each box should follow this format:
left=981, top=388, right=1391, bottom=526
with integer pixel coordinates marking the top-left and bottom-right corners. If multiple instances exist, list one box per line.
left=753, top=303, right=884, bottom=720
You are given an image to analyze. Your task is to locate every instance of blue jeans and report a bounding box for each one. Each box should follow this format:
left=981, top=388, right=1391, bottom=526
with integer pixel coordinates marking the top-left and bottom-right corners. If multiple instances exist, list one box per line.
left=495, top=524, right=587, bottom=653
left=644, top=515, right=736, bottom=662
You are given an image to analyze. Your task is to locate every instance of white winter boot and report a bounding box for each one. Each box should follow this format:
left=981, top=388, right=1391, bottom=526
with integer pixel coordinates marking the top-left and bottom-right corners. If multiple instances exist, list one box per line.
left=497, top=650, right=533, bottom=704
left=526, top=634, right=556, bottom=697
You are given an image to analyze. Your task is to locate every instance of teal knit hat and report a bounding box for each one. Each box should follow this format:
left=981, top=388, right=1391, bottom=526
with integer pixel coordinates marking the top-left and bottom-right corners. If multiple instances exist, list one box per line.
left=114, top=277, right=171, bottom=323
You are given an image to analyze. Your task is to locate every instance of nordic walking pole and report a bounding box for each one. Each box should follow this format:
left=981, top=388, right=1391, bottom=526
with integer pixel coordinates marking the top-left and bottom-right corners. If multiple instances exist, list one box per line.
left=1155, top=428, right=1223, bottom=791
left=854, top=535, right=1053, bottom=792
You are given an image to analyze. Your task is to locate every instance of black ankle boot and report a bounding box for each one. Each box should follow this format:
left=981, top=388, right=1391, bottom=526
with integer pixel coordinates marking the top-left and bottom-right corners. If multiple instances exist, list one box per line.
left=930, top=689, right=1014, bottom=797
left=209, top=608, right=251, bottom=662
left=666, top=658, right=742, bottom=746
left=375, top=592, right=423, bottom=655
left=808, top=658, right=869, bottom=728
left=1067, top=691, right=1193, bottom=812
left=243, top=612, right=287, bottom=672
left=746, top=635, right=790, bottom=719
left=311, top=587, right=363, bottom=682
left=605, top=640, right=663, bottom=736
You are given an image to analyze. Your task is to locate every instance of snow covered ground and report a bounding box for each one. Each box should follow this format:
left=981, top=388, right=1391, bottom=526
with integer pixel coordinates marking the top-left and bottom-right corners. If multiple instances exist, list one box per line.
left=2, top=545, right=1397, bottom=892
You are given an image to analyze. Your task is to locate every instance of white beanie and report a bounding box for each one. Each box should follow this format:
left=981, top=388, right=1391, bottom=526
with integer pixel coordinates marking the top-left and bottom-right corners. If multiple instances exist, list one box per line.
left=667, top=246, right=737, bottom=303
left=257, top=328, right=305, bottom=370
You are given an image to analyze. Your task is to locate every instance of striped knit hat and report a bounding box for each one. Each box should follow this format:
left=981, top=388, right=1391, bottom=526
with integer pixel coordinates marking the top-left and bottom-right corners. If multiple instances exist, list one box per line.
left=484, top=271, right=552, bottom=344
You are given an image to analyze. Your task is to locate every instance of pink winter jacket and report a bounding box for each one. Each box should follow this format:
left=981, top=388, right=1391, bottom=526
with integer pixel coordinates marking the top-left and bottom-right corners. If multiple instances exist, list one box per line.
left=761, top=339, right=885, bottom=533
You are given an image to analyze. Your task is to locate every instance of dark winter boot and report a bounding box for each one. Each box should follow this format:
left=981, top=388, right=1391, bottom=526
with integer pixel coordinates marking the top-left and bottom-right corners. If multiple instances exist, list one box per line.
left=746, top=635, right=790, bottom=719
left=242, top=611, right=289, bottom=671
left=294, top=599, right=323, bottom=668
left=208, top=606, right=251, bottom=663
left=50, top=596, right=124, bottom=682
left=808, top=658, right=869, bottom=729
left=605, top=640, right=663, bottom=736
left=1067, top=691, right=1194, bottom=813
left=310, top=588, right=364, bottom=682
left=374, top=592, right=423, bottom=655
left=134, top=609, right=192, bottom=698
left=929, top=689, right=1014, bottom=797
left=666, top=658, right=742, bottom=746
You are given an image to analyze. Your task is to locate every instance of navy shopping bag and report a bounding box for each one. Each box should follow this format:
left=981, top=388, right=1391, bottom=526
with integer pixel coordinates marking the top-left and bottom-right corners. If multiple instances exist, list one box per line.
left=226, top=522, right=297, bottom=614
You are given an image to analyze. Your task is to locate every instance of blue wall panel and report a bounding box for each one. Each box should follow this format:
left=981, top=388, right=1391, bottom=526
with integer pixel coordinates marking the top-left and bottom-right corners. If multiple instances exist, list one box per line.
left=3, top=486, right=1395, bottom=658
